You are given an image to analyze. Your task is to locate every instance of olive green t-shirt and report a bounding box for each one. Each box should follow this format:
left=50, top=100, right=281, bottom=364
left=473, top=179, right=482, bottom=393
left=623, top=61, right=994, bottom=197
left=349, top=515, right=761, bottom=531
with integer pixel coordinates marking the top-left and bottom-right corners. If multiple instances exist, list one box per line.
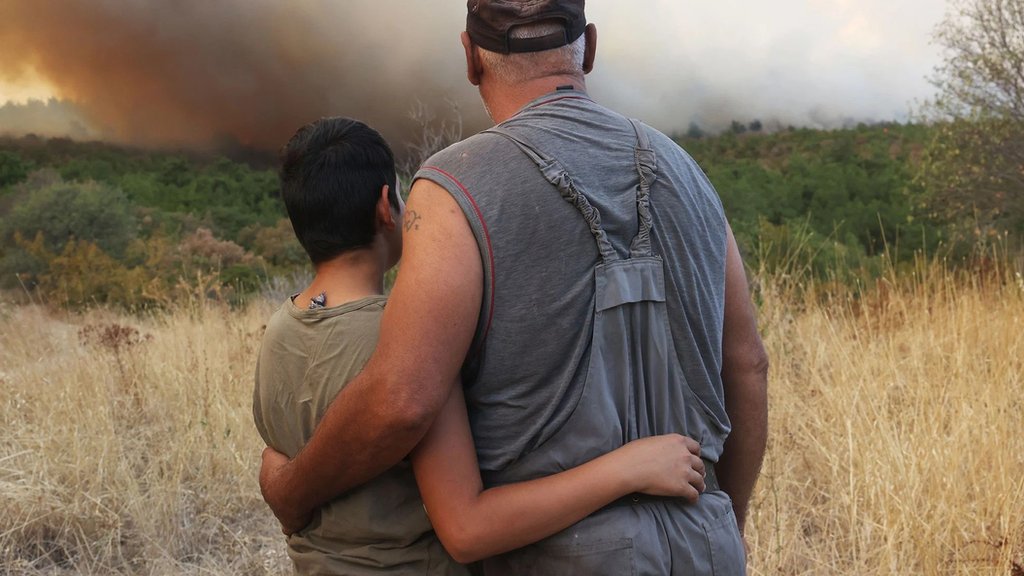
left=253, top=296, right=466, bottom=575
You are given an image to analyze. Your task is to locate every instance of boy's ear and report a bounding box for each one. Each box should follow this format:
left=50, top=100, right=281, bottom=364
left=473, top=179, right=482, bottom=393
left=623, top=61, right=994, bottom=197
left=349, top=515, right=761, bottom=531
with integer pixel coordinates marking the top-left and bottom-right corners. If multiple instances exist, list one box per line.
left=376, top=184, right=397, bottom=230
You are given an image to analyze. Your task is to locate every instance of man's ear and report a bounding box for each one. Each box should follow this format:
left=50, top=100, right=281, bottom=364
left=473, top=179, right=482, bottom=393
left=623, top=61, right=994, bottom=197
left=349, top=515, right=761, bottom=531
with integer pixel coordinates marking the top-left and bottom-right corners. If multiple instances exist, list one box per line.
left=582, top=23, right=597, bottom=74
left=461, top=31, right=483, bottom=86
left=376, top=185, right=397, bottom=231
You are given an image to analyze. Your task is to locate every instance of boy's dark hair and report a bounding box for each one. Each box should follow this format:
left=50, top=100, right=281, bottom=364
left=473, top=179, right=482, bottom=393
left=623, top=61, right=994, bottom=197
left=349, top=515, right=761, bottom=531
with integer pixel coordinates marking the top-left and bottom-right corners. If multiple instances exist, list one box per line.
left=280, top=117, right=399, bottom=264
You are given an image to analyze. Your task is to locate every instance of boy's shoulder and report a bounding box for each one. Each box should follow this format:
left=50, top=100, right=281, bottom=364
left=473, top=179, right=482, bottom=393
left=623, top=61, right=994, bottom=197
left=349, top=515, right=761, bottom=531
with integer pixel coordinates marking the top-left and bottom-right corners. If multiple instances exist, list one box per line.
left=263, top=294, right=388, bottom=344
left=260, top=298, right=301, bottom=342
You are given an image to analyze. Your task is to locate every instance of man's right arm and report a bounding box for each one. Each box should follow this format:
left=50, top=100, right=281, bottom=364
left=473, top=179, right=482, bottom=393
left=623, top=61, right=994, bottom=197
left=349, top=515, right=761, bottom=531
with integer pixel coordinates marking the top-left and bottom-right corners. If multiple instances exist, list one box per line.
left=259, top=179, right=484, bottom=533
left=715, top=224, right=769, bottom=534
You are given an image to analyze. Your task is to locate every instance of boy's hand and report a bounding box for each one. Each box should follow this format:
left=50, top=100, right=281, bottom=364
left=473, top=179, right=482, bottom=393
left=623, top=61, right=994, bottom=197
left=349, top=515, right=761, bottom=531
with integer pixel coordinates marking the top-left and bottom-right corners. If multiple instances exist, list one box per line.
left=259, top=447, right=313, bottom=535
left=622, top=434, right=706, bottom=502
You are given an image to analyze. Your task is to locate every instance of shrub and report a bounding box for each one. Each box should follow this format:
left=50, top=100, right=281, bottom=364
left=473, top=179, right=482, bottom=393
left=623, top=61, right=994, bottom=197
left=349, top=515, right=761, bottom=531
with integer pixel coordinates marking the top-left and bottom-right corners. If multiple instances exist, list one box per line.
left=1, top=175, right=136, bottom=258
left=0, top=150, right=31, bottom=189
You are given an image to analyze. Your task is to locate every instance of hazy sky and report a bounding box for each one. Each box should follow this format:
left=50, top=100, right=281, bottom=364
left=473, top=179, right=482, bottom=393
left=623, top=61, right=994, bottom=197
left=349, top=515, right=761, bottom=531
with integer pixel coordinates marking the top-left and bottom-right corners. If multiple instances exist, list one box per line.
left=0, top=0, right=951, bottom=146
left=584, top=0, right=949, bottom=128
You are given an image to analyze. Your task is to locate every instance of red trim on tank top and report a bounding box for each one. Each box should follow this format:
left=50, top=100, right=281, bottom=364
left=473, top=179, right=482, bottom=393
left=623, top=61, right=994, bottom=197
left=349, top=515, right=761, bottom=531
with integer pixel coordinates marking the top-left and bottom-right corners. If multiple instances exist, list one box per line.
left=419, top=166, right=495, bottom=343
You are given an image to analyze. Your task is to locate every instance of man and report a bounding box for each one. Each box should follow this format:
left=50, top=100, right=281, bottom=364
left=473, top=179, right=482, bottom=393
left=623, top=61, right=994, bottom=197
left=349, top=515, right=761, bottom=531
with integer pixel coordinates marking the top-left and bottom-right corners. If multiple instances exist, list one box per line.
left=261, top=1, right=768, bottom=573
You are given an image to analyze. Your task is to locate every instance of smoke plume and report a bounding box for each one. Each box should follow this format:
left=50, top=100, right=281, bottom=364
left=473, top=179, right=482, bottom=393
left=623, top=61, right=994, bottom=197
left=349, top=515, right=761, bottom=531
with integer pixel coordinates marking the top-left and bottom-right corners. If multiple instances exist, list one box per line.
left=0, top=0, right=945, bottom=152
left=0, top=1, right=479, bottom=152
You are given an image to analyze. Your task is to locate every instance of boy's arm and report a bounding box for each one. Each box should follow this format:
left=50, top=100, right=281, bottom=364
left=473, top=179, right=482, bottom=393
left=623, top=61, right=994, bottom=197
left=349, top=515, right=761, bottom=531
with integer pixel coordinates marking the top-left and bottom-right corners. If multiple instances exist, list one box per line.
left=716, top=224, right=769, bottom=534
left=411, top=384, right=707, bottom=564
left=260, top=180, right=483, bottom=534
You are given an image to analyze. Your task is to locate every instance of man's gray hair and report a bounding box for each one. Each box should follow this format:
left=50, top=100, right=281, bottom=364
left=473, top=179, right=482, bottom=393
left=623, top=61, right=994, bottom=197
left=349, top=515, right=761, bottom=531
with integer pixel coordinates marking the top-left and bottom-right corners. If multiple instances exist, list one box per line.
left=478, top=20, right=585, bottom=85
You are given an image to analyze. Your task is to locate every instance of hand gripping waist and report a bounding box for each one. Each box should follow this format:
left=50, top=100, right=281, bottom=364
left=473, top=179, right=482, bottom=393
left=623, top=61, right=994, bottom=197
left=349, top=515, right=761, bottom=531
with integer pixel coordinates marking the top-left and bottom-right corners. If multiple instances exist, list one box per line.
left=605, top=458, right=719, bottom=509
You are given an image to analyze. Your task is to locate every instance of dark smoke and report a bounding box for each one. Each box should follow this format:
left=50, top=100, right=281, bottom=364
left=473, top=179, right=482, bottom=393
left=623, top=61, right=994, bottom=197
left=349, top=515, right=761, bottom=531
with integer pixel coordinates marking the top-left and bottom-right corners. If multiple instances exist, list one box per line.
left=0, top=1, right=484, bottom=152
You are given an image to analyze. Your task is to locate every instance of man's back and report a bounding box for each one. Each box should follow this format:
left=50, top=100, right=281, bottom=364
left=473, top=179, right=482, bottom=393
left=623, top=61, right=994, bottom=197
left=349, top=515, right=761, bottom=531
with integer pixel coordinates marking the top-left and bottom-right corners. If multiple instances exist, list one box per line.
left=417, top=90, right=744, bottom=574
left=419, top=91, right=730, bottom=474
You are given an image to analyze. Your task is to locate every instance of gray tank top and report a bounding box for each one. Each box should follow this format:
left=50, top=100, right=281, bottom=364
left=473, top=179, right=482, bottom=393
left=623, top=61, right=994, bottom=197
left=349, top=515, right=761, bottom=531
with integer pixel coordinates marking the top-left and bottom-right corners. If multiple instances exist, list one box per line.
left=415, top=91, right=730, bottom=481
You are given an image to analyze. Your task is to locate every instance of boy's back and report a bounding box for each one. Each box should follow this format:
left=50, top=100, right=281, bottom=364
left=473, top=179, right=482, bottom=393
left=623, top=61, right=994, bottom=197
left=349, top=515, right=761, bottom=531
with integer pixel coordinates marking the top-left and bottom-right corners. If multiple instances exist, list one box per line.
left=254, top=295, right=463, bottom=575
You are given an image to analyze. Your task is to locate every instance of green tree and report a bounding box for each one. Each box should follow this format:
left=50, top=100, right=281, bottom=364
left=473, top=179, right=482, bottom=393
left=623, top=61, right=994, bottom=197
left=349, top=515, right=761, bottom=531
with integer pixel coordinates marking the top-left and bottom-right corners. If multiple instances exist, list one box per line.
left=1, top=177, right=137, bottom=258
left=0, top=151, right=31, bottom=188
left=920, top=0, right=1024, bottom=239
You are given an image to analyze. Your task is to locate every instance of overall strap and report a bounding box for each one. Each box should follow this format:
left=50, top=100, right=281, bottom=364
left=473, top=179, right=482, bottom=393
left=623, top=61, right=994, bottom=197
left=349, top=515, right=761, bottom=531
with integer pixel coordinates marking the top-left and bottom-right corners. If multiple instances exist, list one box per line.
left=484, top=121, right=659, bottom=261
left=627, top=118, right=658, bottom=258
left=484, top=126, right=618, bottom=262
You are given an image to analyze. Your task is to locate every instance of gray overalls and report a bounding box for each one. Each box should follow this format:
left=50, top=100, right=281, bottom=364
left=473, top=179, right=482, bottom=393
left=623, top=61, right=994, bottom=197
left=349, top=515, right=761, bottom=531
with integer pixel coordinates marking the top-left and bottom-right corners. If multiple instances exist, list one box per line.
left=479, top=120, right=746, bottom=575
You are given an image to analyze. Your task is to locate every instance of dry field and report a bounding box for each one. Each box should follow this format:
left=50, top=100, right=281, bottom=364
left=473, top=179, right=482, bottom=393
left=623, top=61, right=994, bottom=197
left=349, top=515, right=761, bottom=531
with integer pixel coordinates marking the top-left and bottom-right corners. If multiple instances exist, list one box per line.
left=1, top=263, right=1022, bottom=575
left=745, top=263, right=1024, bottom=575
left=0, top=298, right=288, bottom=574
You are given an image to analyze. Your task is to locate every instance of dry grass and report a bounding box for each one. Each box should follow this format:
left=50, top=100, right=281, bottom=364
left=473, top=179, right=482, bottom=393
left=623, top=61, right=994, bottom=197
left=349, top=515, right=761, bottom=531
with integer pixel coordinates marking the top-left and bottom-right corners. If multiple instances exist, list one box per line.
left=0, top=298, right=289, bottom=574
left=747, top=263, right=1024, bottom=574
left=1, top=262, right=1022, bottom=574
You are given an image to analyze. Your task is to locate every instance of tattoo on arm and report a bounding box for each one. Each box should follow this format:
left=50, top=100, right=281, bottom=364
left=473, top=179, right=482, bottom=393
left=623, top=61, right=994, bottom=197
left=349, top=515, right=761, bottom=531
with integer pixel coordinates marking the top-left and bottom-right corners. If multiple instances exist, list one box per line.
left=404, top=210, right=422, bottom=232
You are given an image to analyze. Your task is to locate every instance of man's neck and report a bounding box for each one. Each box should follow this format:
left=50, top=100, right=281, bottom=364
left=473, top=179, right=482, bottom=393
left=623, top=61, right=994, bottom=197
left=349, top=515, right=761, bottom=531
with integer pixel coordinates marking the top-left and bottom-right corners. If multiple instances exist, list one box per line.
left=295, top=246, right=389, bottom=309
left=482, top=75, right=588, bottom=124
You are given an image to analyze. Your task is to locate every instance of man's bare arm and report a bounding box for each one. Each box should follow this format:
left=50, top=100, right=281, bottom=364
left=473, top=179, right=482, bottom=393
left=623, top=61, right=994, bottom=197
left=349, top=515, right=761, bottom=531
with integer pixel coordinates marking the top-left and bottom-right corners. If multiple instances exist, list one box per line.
left=260, top=179, right=483, bottom=533
left=716, top=224, right=769, bottom=534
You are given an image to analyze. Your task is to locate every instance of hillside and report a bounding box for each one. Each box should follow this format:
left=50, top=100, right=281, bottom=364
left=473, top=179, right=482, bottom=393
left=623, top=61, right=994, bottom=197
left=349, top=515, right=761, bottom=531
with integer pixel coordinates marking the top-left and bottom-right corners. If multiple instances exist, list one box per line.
left=678, top=123, right=934, bottom=275
left=0, top=123, right=987, bottom=307
left=0, top=136, right=302, bottom=307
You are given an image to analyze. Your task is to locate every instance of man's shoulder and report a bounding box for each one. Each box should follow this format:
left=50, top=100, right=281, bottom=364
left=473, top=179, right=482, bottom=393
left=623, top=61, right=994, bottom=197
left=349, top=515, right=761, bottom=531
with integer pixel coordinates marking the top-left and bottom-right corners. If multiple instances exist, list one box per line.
left=633, top=122, right=706, bottom=175
left=630, top=119, right=687, bottom=155
left=420, top=131, right=509, bottom=172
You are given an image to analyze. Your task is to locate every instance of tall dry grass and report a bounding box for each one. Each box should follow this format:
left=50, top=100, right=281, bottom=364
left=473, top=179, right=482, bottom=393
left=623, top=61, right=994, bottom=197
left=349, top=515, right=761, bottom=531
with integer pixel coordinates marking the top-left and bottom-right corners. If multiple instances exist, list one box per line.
left=746, top=260, right=1024, bottom=574
left=1, top=260, right=1022, bottom=574
left=0, top=298, right=289, bottom=574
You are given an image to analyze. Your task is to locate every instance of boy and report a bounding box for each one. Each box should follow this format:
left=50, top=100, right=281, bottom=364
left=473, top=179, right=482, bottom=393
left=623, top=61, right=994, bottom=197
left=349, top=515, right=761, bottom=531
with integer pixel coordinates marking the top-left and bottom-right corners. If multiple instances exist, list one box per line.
left=252, top=118, right=449, bottom=574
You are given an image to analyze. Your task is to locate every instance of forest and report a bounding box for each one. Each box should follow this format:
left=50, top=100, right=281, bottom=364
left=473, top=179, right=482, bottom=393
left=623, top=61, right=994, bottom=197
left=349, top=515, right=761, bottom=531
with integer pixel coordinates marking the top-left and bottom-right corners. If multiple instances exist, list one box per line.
left=0, top=136, right=302, bottom=307
left=3, top=118, right=1007, bottom=309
